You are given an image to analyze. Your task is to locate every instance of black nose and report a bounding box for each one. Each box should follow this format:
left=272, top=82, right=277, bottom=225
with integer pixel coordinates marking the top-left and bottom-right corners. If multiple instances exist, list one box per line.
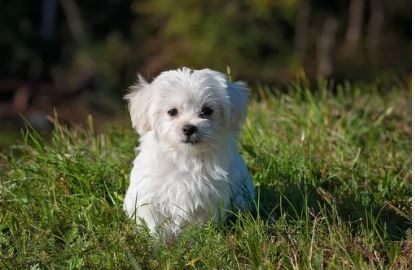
left=182, top=124, right=197, bottom=136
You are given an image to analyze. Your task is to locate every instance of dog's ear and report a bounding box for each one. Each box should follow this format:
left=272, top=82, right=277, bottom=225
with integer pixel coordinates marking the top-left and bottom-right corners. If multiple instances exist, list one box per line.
left=198, top=69, right=249, bottom=132
left=124, top=75, right=153, bottom=135
left=227, top=81, right=249, bottom=132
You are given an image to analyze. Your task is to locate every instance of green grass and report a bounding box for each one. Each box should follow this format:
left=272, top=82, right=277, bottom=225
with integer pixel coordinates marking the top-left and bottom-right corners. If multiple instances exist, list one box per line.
left=0, top=82, right=411, bottom=269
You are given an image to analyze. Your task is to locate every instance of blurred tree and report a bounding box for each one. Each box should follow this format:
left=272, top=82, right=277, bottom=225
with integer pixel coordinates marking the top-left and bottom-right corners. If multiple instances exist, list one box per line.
left=294, top=0, right=310, bottom=62
left=366, top=0, right=384, bottom=64
left=40, top=0, right=58, bottom=41
left=343, top=0, right=365, bottom=53
left=317, top=17, right=338, bottom=78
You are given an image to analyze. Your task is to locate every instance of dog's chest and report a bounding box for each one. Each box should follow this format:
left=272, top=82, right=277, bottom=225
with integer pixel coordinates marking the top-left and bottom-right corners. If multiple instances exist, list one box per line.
left=142, top=165, right=232, bottom=219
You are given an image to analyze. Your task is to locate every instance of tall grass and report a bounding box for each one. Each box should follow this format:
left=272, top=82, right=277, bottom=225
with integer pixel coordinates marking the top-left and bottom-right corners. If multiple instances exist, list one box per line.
left=0, top=83, right=411, bottom=269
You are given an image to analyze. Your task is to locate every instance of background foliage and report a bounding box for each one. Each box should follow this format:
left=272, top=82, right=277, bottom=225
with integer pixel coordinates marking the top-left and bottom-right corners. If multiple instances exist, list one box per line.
left=0, top=0, right=411, bottom=92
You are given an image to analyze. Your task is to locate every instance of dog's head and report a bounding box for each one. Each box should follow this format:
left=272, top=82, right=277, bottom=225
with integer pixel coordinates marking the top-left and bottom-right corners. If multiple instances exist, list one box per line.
left=125, top=68, right=248, bottom=151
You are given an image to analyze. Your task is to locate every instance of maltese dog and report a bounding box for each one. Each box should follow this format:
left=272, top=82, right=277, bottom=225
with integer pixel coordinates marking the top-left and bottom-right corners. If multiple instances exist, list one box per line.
left=123, top=67, right=255, bottom=239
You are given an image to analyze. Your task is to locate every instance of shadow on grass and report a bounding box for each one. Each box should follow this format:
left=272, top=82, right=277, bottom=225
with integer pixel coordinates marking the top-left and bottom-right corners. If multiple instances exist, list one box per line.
left=253, top=182, right=410, bottom=241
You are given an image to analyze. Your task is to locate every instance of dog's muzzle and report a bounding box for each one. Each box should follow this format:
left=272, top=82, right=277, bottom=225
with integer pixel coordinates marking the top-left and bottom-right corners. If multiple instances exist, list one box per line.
left=182, top=124, right=200, bottom=144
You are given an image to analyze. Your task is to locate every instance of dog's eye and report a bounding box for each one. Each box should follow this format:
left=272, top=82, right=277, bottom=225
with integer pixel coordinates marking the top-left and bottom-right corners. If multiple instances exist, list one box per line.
left=199, top=107, right=213, bottom=118
left=167, top=108, right=178, bottom=117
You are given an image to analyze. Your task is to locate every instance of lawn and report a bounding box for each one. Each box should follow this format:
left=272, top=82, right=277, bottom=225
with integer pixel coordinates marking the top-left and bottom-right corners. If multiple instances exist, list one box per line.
left=0, top=82, right=411, bottom=269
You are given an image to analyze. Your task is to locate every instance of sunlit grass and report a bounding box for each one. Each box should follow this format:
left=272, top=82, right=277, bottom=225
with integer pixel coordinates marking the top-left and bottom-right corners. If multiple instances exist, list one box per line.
left=0, top=82, right=411, bottom=269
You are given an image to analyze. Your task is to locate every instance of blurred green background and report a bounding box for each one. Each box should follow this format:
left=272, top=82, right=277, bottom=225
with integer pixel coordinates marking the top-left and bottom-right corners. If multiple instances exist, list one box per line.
left=0, top=0, right=411, bottom=146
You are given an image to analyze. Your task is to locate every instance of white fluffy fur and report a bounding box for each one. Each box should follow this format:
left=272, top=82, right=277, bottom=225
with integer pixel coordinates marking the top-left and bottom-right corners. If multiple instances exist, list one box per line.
left=123, top=67, right=255, bottom=239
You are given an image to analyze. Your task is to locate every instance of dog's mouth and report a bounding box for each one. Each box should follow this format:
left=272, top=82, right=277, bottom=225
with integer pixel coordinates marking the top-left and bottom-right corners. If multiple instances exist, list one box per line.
left=181, top=136, right=201, bottom=145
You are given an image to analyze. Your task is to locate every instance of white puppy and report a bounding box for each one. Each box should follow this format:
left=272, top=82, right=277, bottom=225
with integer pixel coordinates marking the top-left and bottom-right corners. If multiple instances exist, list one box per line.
left=123, top=67, right=255, bottom=239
